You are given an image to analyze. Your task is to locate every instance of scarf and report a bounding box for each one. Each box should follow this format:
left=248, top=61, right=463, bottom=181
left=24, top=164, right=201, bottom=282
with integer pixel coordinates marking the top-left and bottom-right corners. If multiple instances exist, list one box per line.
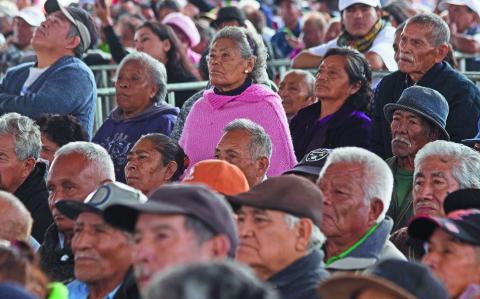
left=337, top=19, right=386, bottom=52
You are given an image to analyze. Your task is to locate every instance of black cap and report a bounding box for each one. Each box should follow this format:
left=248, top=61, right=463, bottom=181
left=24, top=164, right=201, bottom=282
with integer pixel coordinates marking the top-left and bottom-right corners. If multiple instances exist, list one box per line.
left=444, top=188, right=480, bottom=214
left=283, top=148, right=330, bottom=178
left=211, top=6, right=245, bottom=28
left=103, top=183, right=239, bottom=257
left=227, top=176, right=323, bottom=227
left=408, top=209, right=480, bottom=246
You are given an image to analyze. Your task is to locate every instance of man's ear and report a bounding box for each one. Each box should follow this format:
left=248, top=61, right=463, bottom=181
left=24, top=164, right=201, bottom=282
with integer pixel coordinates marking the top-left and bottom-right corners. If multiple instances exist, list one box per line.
left=294, top=218, right=313, bottom=252
left=367, top=198, right=384, bottom=226
left=21, top=157, right=36, bottom=179
left=203, top=235, right=231, bottom=258
left=65, top=35, right=81, bottom=50
left=434, top=44, right=449, bottom=63
left=255, top=156, right=269, bottom=178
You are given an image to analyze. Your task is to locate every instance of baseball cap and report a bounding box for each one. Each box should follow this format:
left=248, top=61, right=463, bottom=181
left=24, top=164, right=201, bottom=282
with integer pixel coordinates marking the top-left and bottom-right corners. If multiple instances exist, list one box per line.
left=0, top=1, right=18, bottom=18
left=318, top=260, right=448, bottom=299
left=339, top=0, right=381, bottom=11
left=44, top=0, right=97, bottom=52
left=103, top=183, right=239, bottom=257
left=444, top=189, right=480, bottom=214
left=16, top=7, right=45, bottom=27
left=408, top=208, right=480, bottom=246
left=182, top=159, right=249, bottom=195
left=56, top=181, right=148, bottom=220
left=439, top=0, right=480, bottom=17
left=227, top=176, right=323, bottom=227
left=283, top=148, right=330, bottom=177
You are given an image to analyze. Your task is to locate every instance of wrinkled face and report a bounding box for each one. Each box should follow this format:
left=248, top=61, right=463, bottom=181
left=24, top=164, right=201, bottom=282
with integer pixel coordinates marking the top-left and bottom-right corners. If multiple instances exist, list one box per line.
left=125, top=139, right=171, bottom=195
left=279, top=72, right=313, bottom=118
left=133, top=213, right=212, bottom=290
left=412, top=156, right=460, bottom=217
left=47, top=153, right=102, bottom=232
left=134, top=27, right=169, bottom=64
left=302, top=19, right=325, bottom=48
left=390, top=110, right=433, bottom=159
left=278, top=1, right=301, bottom=28
left=0, top=134, right=32, bottom=193
left=422, top=229, right=480, bottom=298
left=13, top=17, right=35, bottom=48
left=393, top=29, right=401, bottom=64
left=115, top=60, right=158, bottom=118
left=208, top=38, right=253, bottom=92
left=398, top=23, right=440, bottom=79
left=72, top=213, right=134, bottom=284
left=342, top=4, right=380, bottom=37
left=448, top=4, right=477, bottom=33
left=31, top=11, right=76, bottom=52
left=315, top=55, right=357, bottom=103
left=40, top=134, right=59, bottom=165
left=215, top=130, right=260, bottom=187
left=235, top=206, right=298, bottom=280
left=318, top=163, right=374, bottom=239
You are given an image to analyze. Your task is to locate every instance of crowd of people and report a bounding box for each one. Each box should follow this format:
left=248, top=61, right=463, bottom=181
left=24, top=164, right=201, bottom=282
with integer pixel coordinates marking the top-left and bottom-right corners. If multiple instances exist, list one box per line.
left=0, top=0, right=479, bottom=298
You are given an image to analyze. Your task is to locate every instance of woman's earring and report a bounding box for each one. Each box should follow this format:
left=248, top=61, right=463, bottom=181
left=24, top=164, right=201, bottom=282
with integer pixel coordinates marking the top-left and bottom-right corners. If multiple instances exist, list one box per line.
left=244, top=70, right=249, bottom=74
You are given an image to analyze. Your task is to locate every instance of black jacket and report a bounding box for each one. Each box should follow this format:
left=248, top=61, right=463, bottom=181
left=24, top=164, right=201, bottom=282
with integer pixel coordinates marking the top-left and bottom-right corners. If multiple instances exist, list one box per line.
left=267, top=250, right=329, bottom=299
left=14, top=162, right=52, bottom=244
left=372, top=62, right=480, bottom=158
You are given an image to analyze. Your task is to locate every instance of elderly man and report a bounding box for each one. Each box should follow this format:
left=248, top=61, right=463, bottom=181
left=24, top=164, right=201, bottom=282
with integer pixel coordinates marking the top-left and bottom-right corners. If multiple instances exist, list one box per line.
left=215, top=119, right=272, bottom=187
left=0, top=191, right=32, bottom=243
left=292, top=0, right=396, bottom=71
left=390, top=140, right=480, bottom=260
left=317, top=147, right=405, bottom=272
left=278, top=70, right=316, bottom=122
left=0, top=7, right=45, bottom=74
left=372, top=13, right=480, bottom=159
left=383, top=86, right=449, bottom=231
left=56, top=182, right=145, bottom=299
left=103, top=184, right=238, bottom=292
left=0, top=0, right=98, bottom=138
left=408, top=208, right=480, bottom=299
left=39, top=141, right=115, bottom=282
left=228, top=175, right=328, bottom=299
left=0, top=113, right=51, bottom=244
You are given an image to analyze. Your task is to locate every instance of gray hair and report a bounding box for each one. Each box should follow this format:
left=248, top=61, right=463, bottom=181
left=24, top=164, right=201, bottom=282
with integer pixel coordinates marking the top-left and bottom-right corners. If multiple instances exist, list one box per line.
left=184, top=215, right=215, bottom=245
left=0, top=113, right=41, bottom=160
left=54, top=141, right=115, bottom=181
left=224, top=119, right=273, bottom=160
left=319, top=147, right=393, bottom=222
left=209, top=26, right=269, bottom=84
left=405, top=13, right=450, bottom=47
left=283, top=69, right=316, bottom=97
left=0, top=191, right=32, bottom=241
left=414, top=140, right=480, bottom=189
left=117, top=52, right=168, bottom=103
left=145, top=261, right=279, bottom=299
left=284, top=214, right=326, bottom=253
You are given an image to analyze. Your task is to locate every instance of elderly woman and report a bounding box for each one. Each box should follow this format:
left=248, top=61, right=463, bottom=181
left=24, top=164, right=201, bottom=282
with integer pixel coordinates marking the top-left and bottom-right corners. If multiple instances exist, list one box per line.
left=93, top=52, right=178, bottom=183
left=125, top=133, right=188, bottom=195
left=289, top=47, right=372, bottom=161
left=179, top=26, right=297, bottom=176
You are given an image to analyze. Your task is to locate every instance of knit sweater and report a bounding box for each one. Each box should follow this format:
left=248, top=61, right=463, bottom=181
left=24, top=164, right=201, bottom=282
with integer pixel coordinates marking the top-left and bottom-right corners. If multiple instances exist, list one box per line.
left=179, top=83, right=297, bottom=176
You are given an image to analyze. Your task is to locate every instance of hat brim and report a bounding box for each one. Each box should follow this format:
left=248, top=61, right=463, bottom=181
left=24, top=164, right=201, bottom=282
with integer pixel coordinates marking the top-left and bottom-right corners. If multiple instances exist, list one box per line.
left=384, top=103, right=450, bottom=140
left=317, top=273, right=415, bottom=299
left=56, top=200, right=101, bottom=220
left=103, top=201, right=189, bottom=232
left=283, top=165, right=322, bottom=177
left=339, top=0, right=381, bottom=11
left=439, top=1, right=480, bottom=16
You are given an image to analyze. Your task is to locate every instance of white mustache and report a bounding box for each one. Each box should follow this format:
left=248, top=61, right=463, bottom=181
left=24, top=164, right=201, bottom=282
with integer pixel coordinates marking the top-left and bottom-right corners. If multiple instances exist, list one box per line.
left=392, top=136, right=412, bottom=147
left=399, top=53, right=414, bottom=63
left=74, top=251, right=98, bottom=261
left=134, top=265, right=152, bottom=279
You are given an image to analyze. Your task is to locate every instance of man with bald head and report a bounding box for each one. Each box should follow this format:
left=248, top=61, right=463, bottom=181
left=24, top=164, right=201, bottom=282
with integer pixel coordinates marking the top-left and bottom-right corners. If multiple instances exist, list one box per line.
left=0, top=191, right=32, bottom=243
left=39, top=141, right=115, bottom=282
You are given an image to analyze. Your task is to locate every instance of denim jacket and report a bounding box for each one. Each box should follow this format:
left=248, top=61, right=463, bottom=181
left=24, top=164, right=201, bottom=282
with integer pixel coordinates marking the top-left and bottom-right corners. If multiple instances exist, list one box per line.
left=0, top=56, right=97, bottom=139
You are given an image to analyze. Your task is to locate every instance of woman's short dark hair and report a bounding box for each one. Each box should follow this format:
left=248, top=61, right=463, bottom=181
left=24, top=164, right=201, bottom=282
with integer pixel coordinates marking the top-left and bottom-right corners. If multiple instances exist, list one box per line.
left=36, top=114, right=88, bottom=147
left=136, top=21, right=198, bottom=80
left=138, top=133, right=188, bottom=181
left=322, top=47, right=372, bottom=112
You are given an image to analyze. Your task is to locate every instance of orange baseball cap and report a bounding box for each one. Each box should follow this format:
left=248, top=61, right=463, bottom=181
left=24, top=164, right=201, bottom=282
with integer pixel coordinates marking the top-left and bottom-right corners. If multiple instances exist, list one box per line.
left=182, top=159, right=249, bottom=195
